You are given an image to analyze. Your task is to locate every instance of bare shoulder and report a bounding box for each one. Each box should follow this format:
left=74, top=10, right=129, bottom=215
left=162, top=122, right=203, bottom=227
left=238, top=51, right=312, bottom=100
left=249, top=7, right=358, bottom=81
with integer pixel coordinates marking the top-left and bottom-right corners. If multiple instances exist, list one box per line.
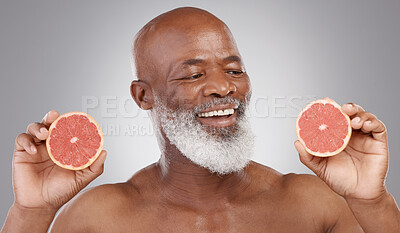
left=50, top=182, right=140, bottom=232
left=246, top=162, right=334, bottom=198
left=281, top=173, right=363, bottom=232
left=50, top=163, right=159, bottom=233
left=246, top=161, right=285, bottom=187
left=248, top=162, right=362, bottom=232
left=282, top=173, right=345, bottom=209
left=248, top=162, right=335, bottom=201
left=282, top=173, right=337, bottom=196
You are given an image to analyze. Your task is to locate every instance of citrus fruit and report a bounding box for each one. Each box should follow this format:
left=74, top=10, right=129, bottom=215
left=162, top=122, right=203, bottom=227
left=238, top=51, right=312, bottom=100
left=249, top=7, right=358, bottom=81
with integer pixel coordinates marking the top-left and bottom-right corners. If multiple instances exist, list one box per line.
left=46, top=112, right=104, bottom=170
left=295, top=97, right=351, bottom=157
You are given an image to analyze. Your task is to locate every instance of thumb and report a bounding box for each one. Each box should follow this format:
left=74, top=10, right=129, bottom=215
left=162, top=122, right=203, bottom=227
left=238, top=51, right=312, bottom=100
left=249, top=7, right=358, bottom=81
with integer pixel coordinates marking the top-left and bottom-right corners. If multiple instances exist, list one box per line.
left=89, top=150, right=107, bottom=175
left=294, top=140, right=325, bottom=177
left=71, top=150, right=107, bottom=193
left=80, top=150, right=107, bottom=183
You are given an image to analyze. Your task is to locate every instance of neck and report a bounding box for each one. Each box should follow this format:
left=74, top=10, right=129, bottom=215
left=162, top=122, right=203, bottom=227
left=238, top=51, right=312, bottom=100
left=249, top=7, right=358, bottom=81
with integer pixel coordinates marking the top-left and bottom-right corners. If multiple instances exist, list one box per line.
left=155, top=144, right=252, bottom=210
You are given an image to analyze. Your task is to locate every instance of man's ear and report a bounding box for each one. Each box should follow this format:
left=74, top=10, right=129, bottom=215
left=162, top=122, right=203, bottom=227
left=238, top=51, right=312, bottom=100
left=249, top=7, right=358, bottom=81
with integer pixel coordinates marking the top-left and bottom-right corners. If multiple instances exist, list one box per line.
left=130, top=80, right=154, bottom=110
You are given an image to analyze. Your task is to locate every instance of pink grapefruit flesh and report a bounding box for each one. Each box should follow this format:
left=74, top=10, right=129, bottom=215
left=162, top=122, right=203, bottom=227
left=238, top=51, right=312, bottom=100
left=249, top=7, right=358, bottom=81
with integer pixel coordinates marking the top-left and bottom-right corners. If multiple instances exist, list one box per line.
left=46, top=112, right=104, bottom=170
left=296, top=98, right=351, bottom=157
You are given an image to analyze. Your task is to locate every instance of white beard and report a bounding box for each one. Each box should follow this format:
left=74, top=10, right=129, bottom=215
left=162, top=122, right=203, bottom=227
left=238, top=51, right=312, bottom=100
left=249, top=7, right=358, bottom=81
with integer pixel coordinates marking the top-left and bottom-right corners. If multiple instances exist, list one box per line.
left=153, top=96, right=255, bottom=175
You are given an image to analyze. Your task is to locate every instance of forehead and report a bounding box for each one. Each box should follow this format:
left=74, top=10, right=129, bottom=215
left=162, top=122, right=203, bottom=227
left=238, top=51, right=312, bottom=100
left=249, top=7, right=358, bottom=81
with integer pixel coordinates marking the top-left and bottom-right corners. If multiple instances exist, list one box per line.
left=148, top=24, right=240, bottom=68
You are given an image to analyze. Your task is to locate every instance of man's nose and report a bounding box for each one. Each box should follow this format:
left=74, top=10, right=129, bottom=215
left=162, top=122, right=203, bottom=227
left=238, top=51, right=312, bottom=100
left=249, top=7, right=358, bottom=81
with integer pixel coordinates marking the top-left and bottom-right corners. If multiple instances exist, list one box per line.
left=202, top=72, right=237, bottom=97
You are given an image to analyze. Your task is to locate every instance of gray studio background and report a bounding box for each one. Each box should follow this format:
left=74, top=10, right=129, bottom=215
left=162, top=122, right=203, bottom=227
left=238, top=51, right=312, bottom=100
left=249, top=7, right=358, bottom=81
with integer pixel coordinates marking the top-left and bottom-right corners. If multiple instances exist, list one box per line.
left=1, top=0, right=399, bottom=224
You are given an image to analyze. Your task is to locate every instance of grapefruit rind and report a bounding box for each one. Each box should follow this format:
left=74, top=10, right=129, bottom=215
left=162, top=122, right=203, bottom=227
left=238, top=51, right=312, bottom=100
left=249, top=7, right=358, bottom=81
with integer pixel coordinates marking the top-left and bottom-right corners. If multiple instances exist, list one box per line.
left=46, top=111, right=104, bottom=170
left=295, top=97, right=352, bottom=157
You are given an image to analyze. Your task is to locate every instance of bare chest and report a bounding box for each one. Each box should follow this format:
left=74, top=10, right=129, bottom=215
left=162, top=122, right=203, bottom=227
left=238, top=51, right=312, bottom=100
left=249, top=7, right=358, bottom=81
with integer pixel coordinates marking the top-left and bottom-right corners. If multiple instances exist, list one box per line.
left=91, top=200, right=324, bottom=233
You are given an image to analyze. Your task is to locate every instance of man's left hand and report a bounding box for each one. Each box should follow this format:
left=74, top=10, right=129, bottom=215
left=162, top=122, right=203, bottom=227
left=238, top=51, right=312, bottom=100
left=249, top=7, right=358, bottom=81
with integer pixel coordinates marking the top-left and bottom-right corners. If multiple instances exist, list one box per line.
left=295, top=103, right=389, bottom=200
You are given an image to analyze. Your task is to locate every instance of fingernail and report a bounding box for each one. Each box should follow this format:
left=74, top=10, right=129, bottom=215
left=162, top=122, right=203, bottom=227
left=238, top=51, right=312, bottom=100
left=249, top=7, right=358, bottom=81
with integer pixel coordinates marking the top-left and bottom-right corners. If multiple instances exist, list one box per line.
left=40, top=128, right=48, bottom=134
left=346, top=103, right=353, bottom=108
left=365, top=120, right=372, bottom=124
left=352, top=117, right=360, bottom=123
left=30, top=144, right=37, bottom=153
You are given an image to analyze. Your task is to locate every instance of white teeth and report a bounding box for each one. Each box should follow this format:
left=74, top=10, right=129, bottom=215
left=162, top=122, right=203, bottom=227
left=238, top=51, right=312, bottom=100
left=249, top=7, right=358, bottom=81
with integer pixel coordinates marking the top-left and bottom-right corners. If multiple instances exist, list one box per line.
left=197, top=108, right=235, bottom=118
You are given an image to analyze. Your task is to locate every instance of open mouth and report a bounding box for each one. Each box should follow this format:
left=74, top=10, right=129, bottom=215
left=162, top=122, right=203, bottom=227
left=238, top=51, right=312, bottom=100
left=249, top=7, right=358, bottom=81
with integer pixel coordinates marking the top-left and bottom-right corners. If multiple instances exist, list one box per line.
left=196, top=105, right=238, bottom=128
left=197, top=108, right=235, bottom=118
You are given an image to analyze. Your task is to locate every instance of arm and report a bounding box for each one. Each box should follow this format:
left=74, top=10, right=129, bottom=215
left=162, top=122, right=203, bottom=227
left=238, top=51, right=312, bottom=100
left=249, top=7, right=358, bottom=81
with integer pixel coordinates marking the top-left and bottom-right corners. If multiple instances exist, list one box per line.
left=2, top=204, right=56, bottom=233
left=285, top=174, right=364, bottom=233
left=1, top=111, right=107, bottom=233
left=295, top=103, right=400, bottom=233
left=346, top=191, right=400, bottom=232
left=49, top=188, right=98, bottom=233
left=50, top=184, right=131, bottom=233
left=329, top=198, right=365, bottom=233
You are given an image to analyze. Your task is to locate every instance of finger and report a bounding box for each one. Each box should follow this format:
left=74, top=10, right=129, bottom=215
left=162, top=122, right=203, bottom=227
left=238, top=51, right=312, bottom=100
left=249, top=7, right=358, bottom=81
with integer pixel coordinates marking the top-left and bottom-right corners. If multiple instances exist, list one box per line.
left=361, top=119, right=387, bottom=142
left=89, top=150, right=107, bottom=175
left=15, top=133, right=37, bottom=154
left=341, top=103, right=365, bottom=117
left=71, top=151, right=107, bottom=192
left=294, top=140, right=325, bottom=177
left=26, top=122, right=49, bottom=141
left=350, top=112, right=377, bottom=130
left=78, top=150, right=107, bottom=187
left=41, top=110, right=60, bottom=127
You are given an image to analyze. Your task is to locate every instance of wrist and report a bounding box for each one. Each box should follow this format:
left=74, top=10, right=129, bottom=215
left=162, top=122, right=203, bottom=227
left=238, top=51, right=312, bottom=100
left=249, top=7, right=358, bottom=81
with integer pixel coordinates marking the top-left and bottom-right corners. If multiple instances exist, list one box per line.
left=345, top=188, right=390, bottom=206
left=1, top=203, right=58, bottom=233
left=344, top=189, right=400, bottom=233
left=11, top=202, right=58, bottom=217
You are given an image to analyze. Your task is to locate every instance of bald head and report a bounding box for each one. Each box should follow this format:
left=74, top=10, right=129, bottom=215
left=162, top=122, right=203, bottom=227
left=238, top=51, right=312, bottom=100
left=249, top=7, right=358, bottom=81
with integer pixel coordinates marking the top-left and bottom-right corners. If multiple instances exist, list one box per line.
left=132, top=7, right=238, bottom=83
left=130, top=7, right=252, bottom=164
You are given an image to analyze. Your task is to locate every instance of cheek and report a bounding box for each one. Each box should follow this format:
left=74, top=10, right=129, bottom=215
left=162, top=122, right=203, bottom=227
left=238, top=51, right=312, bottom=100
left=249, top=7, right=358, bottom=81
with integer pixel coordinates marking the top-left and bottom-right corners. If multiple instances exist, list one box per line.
left=234, top=76, right=252, bottom=96
left=165, top=76, right=251, bottom=108
left=166, top=83, right=203, bottom=109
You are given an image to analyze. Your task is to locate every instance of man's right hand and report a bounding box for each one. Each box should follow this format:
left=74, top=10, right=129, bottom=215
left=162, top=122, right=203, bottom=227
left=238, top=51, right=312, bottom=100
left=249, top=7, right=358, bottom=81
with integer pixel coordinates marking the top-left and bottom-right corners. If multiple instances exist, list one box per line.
left=12, top=110, right=107, bottom=211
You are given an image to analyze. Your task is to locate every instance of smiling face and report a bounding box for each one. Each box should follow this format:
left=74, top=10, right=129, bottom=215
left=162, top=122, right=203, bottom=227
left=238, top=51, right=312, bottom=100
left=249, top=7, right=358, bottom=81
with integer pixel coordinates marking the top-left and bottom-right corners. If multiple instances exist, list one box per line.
left=165, top=30, right=251, bottom=129
left=133, top=7, right=252, bottom=127
left=131, top=7, right=254, bottom=174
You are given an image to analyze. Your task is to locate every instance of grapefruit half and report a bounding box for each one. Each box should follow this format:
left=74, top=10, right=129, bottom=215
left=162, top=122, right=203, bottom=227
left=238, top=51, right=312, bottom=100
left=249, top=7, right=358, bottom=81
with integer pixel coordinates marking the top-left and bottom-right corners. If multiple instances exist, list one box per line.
left=46, top=112, right=104, bottom=170
left=296, top=97, right=351, bottom=157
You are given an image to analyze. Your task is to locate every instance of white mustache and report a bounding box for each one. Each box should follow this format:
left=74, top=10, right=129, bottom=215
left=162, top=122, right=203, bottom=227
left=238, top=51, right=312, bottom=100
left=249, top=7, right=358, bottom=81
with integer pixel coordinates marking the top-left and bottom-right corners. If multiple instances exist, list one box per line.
left=193, top=97, right=245, bottom=115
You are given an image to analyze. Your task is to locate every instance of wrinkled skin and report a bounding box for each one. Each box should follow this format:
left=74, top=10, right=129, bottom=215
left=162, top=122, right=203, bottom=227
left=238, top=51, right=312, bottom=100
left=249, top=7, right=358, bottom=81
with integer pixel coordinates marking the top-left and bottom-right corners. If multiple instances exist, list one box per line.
left=49, top=7, right=366, bottom=232
left=6, top=7, right=398, bottom=233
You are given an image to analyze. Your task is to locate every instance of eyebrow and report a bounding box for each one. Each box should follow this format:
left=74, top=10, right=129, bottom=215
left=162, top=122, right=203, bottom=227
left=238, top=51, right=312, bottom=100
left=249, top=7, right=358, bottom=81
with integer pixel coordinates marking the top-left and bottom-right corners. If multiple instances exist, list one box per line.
left=182, top=58, right=205, bottom=66
left=181, top=55, right=242, bottom=67
left=223, top=55, right=242, bottom=64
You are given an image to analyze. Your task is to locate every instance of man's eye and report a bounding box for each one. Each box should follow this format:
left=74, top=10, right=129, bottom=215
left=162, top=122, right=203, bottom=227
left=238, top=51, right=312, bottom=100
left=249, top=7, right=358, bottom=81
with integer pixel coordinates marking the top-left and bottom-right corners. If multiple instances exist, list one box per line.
left=227, top=70, right=244, bottom=76
left=183, top=73, right=203, bottom=80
